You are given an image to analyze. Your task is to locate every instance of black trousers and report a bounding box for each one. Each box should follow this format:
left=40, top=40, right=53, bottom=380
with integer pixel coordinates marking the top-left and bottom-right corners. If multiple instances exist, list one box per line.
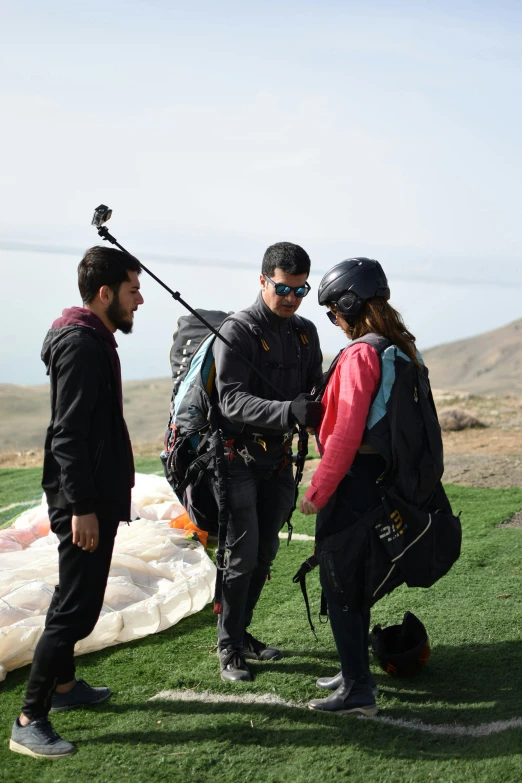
left=217, top=458, right=295, bottom=650
left=22, top=507, right=119, bottom=720
left=317, top=454, right=385, bottom=681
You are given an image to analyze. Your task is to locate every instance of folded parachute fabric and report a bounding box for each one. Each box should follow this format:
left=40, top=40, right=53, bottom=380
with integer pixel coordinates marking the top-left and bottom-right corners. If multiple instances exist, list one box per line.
left=0, top=472, right=193, bottom=551
left=0, top=474, right=216, bottom=682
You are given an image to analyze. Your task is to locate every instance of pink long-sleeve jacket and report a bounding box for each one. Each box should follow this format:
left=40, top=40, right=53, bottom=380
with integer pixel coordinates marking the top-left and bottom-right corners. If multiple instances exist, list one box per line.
left=304, top=343, right=381, bottom=509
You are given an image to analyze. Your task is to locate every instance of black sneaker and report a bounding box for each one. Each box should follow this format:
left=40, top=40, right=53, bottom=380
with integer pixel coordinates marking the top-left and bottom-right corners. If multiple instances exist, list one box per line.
left=50, top=678, right=112, bottom=712
left=9, top=717, right=76, bottom=759
left=219, top=647, right=252, bottom=682
left=242, top=632, right=283, bottom=661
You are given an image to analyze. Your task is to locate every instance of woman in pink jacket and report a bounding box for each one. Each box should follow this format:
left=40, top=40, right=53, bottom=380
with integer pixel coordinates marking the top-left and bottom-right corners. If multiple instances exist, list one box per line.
left=299, top=257, right=420, bottom=716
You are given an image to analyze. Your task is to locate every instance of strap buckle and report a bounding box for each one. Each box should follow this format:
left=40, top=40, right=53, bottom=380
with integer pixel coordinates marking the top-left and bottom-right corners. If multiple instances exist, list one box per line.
left=237, top=446, right=256, bottom=465
left=251, top=433, right=267, bottom=451
left=216, top=548, right=231, bottom=571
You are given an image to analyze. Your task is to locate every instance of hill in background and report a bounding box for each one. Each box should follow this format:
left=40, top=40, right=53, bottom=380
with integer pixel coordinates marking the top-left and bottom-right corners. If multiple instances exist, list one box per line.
left=0, top=357, right=335, bottom=452
left=2, top=316, right=522, bottom=452
left=423, top=318, right=522, bottom=395
left=0, top=378, right=173, bottom=452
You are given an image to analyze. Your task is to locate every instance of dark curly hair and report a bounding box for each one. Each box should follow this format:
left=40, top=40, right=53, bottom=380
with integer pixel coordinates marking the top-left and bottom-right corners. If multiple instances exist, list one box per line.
left=261, top=242, right=311, bottom=277
left=78, top=246, right=141, bottom=304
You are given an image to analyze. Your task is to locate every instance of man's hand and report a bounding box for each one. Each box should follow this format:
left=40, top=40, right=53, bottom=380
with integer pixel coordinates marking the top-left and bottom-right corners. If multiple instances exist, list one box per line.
left=300, top=497, right=319, bottom=515
left=72, top=513, right=99, bottom=552
left=290, top=393, right=323, bottom=428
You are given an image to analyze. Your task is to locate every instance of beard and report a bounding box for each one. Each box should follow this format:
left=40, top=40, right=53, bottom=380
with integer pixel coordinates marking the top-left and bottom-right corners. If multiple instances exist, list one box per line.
left=106, top=294, right=134, bottom=334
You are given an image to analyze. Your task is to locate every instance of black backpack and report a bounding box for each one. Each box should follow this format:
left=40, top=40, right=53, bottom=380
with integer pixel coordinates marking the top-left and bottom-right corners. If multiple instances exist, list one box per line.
left=161, top=309, right=230, bottom=538
left=161, top=309, right=310, bottom=613
left=169, top=309, right=231, bottom=398
left=294, top=336, right=462, bottom=633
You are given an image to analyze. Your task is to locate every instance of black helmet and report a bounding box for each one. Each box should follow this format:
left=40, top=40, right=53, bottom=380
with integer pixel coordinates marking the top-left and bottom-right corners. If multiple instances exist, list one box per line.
left=317, top=257, right=390, bottom=323
left=369, top=611, right=431, bottom=677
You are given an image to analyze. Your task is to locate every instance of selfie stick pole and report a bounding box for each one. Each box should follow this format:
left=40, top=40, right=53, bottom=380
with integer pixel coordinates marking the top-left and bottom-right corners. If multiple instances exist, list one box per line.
left=94, top=218, right=288, bottom=399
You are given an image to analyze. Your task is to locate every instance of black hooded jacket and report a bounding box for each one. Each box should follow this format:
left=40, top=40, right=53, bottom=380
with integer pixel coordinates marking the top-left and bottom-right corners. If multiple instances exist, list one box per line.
left=41, top=307, right=134, bottom=520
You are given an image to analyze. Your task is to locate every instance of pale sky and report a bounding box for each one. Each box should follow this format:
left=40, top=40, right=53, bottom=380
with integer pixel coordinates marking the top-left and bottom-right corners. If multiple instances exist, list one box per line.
left=1, top=0, right=521, bottom=385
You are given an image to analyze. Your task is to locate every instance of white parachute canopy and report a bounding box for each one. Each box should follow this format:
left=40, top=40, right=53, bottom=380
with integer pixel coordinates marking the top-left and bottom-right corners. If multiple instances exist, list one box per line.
left=0, top=473, right=216, bottom=683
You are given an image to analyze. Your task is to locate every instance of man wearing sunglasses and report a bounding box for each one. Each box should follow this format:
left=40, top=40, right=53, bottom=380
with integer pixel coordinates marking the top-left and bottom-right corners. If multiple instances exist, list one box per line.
left=213, top=241, right=323, bottom=683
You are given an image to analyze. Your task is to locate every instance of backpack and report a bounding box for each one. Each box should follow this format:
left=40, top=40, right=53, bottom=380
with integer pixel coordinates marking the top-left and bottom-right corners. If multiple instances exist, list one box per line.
left=161, top=309, right=310, bottom=612
left=294, top=335, right=462, bottom=633
left=161, top=310, right=231, bottom=538
left=169, top=309, right=231, bottom=398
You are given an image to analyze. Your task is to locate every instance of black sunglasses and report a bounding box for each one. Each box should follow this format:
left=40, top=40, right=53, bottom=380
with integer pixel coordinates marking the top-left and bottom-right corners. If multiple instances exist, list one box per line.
left=264, top=274, right=311, bottom=298
left=326, top=310, right=338, bottom=325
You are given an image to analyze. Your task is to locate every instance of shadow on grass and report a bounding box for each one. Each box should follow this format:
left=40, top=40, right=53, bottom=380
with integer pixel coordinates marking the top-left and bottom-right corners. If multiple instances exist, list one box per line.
left=85, top=696, right=522, bottom=762
left=74, top=639, right=522, bottom=761
left=3, top=626, right=522, bottom=762
left=375, top=640, right=522, bottom=710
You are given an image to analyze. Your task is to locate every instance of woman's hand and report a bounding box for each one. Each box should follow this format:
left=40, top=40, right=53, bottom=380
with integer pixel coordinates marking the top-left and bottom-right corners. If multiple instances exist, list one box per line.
left=299, top=497, right=319, bottom=515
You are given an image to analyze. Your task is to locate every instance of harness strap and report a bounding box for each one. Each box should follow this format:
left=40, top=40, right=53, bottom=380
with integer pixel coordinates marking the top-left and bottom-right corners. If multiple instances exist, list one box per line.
left=320, top=590, right=329, bottom=621
left=292, top=554, right=319, bottom=638
left=211, top=428, right=230, bottom=614
left=282, top=425, right=309, bottom=545
left=172, top=444, right=214, bottom=496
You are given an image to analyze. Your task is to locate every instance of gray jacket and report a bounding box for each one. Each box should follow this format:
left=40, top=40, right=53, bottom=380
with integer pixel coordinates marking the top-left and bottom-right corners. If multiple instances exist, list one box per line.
left=213, top=293, right=323, bottom=442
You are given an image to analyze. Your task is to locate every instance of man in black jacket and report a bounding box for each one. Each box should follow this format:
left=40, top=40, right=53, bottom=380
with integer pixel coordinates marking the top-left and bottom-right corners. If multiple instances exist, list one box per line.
left=213, top=241, right=323, bottom=682
left=10, top=246, right=143, bottom=759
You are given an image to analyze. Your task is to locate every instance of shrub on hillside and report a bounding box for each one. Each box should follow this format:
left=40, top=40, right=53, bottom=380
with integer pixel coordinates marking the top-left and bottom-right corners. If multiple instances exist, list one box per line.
left=438, top=407, right=486, bottom=431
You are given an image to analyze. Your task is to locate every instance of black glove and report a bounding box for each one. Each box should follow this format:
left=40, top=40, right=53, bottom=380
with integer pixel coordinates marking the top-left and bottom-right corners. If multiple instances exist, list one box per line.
left=290, top=393, right=323, bottom=428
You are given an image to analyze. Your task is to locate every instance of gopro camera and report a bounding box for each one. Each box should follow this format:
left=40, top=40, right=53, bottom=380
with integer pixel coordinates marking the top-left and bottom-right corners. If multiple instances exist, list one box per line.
left=91, top=204, right=113, bottom=227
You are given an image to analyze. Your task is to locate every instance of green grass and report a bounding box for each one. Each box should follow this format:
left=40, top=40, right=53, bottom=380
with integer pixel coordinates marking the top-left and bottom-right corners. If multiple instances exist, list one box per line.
left=1, top=470, right=522, bottom=781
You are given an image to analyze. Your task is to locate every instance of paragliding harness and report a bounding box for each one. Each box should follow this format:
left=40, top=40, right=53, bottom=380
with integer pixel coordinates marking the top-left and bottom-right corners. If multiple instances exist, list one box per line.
left=161, top=310, right=311, bottom=614
left=293, top=334, right=462, bottom=636
left=90, top=205, right=310, bottom=615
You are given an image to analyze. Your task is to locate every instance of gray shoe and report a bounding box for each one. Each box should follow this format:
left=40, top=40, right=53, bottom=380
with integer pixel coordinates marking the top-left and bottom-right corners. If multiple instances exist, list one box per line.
left=308, top=680, right=378, bottom=716
left=9, top=718, right=76, bottom=759
left=50, top=678, right=112, bottom=712
left=316, top=670, right=379, bottom=697
left=219, top=647, right=252, bottom=682
left=242, top=632, right=283, bottom=661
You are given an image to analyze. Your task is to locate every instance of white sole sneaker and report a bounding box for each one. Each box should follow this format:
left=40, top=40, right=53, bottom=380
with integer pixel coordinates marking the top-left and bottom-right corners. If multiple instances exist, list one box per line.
left=9, top=739, right=76, bottom=759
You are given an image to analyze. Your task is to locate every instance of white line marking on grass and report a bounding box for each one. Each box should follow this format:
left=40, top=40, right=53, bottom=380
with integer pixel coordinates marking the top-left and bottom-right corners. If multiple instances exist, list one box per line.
left=0, top=501, right=35, bottom=514
left=278, top=533, right=315, bottom=541
left=151, top=690, right=300, bottom=707
left=150, top=690, right=522, bottom=736
left=375, top=715, right=522, bottom=737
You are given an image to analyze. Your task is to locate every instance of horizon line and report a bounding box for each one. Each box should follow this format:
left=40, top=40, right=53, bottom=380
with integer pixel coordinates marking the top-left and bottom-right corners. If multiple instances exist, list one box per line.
left=1, top=239, right=520, bottom=289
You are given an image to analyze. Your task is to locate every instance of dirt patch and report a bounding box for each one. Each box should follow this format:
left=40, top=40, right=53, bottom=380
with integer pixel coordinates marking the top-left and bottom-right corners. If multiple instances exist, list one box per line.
left=497, top=511, right=522, bottom=529
left=2, top=392, right=522, bottom=490
left=0, top=449, right=44, bottom=468
left=443, top=454, right=522, bottom=489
